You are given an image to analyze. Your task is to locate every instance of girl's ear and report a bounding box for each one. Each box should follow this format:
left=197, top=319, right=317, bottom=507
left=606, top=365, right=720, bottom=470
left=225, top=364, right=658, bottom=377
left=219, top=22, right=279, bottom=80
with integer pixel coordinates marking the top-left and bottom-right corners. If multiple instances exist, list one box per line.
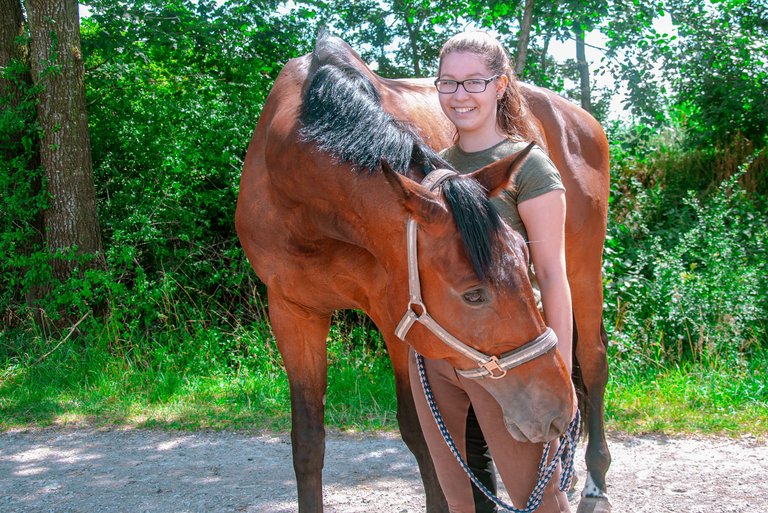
left=496, top=74, right=509, bottom=97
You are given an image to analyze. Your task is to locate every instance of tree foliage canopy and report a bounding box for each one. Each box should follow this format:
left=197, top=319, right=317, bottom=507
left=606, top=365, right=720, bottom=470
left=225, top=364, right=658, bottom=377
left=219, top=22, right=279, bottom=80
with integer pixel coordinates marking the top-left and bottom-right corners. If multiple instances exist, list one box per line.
left=1, top=0, right=766, bottom=332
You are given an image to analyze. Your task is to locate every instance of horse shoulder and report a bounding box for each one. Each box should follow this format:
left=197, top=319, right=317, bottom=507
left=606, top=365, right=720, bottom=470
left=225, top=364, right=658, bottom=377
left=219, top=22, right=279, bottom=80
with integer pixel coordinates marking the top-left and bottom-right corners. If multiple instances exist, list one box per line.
left=236, top=54, right=388, bottom=311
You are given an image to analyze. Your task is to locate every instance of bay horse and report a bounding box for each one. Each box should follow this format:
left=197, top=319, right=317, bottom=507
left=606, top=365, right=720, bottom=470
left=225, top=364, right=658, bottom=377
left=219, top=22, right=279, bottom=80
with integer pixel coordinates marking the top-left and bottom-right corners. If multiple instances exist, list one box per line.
left=236, top=31, right=610, bottom=513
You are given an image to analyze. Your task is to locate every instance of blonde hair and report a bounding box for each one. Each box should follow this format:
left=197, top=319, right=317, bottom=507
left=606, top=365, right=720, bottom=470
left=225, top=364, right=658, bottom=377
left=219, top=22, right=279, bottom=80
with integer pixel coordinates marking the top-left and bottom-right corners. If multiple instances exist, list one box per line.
left=438, top=31, right=535, bottom=142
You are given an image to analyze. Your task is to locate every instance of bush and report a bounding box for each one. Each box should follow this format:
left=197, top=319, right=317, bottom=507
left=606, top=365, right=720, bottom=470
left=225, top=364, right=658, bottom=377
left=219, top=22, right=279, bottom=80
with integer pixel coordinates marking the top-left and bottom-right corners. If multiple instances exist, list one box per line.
left=605, top=140, right=767, bottom=370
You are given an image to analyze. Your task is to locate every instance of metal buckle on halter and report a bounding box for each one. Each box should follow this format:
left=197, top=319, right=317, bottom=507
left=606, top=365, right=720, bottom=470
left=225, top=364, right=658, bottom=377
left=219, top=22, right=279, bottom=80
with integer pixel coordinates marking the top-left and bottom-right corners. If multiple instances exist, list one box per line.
left=480, top=356, right=508, bottom=379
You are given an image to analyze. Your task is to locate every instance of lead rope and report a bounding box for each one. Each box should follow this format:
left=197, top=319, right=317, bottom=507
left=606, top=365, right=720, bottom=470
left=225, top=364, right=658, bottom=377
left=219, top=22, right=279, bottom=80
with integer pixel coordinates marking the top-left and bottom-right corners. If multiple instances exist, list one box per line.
left=416, top=353, right=580, bottom=513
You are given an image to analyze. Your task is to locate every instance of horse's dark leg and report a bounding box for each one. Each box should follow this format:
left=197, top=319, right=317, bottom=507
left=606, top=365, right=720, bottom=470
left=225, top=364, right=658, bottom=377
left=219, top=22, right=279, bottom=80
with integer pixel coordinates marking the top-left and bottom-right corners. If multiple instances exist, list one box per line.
left=387, top=338, right=448, bottom=513
left=572, top=280, right=612, bottom=513
left=269, top=295, right=331, bottom=513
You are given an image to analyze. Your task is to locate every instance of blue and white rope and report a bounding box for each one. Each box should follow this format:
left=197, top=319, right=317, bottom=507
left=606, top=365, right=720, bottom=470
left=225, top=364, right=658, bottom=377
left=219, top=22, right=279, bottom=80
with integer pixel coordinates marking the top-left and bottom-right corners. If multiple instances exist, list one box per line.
left=416, top=353, right=580, bottom=513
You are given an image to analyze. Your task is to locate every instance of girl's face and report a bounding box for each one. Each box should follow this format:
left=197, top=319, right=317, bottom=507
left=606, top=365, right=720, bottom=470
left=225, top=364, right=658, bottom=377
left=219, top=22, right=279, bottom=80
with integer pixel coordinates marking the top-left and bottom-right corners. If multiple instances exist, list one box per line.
left=436, top=51, right=507, bottom=140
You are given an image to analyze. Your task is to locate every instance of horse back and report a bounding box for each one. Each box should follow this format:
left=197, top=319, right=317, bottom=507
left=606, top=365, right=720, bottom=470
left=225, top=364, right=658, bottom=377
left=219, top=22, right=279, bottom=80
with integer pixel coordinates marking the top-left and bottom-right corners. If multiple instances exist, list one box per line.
left=373, top=78, right=609, bottom=257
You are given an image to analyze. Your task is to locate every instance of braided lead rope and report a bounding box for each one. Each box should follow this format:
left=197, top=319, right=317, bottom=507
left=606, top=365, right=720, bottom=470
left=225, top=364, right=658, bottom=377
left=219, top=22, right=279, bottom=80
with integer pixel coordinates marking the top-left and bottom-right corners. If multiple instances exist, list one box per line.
left=416, top=353, right=580, bottom=513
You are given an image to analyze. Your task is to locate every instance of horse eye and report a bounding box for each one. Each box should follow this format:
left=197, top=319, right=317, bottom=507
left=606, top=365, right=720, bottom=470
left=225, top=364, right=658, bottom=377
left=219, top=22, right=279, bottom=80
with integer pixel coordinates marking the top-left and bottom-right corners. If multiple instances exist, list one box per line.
left=462, top=288, right=487, bottom=305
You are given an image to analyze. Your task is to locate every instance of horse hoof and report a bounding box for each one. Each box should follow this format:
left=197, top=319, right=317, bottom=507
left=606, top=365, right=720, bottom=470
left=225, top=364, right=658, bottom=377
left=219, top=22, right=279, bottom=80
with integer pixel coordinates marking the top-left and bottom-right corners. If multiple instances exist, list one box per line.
left=576, top=496, right=612, bottom=513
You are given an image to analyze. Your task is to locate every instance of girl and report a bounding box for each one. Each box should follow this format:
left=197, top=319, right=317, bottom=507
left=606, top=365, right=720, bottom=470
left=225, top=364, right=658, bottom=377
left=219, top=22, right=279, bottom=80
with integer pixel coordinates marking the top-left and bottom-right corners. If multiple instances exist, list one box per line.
left=409, top=31, right=573, bottom=513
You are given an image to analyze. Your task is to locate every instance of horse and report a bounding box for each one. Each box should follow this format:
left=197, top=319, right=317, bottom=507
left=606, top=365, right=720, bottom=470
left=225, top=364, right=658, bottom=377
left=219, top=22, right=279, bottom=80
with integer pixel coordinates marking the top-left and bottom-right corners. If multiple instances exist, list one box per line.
left=235, top=31, right=610, bottom=513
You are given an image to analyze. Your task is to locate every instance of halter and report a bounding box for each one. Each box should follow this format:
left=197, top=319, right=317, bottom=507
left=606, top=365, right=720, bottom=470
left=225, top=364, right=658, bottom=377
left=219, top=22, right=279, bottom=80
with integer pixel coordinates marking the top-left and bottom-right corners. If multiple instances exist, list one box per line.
left=394, top=169, right=558, bottom=379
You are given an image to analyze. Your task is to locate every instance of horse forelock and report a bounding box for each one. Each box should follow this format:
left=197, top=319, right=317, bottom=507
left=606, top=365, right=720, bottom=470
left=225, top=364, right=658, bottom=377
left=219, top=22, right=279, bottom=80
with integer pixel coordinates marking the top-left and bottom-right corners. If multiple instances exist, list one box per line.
left=441, top=177, right=507, bottom=283
left=298, top=47, right=506, bottom=282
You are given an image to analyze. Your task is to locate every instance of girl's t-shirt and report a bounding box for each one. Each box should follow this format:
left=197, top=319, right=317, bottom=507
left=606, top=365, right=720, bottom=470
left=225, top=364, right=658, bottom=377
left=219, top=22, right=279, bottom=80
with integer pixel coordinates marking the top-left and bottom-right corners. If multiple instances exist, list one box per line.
left=440, top=139, right=564, bottom=241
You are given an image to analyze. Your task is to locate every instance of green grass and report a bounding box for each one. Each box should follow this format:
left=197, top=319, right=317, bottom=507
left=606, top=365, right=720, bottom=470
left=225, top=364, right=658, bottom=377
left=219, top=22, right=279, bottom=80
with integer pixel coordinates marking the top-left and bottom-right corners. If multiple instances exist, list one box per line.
left=606, top=355, right=768, bottom=435
left=0, top=318, right=397, bottom=433
left=2, top=314, right=767, bottom=436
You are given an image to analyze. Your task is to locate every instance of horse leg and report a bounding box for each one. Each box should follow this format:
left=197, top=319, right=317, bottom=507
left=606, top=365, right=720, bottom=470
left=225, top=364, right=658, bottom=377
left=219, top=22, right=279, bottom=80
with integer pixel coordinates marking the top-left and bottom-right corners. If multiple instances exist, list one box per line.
left=269, top=295, right=331, bottom=513
left=571, top=278, right=612, bottom=513
left=386, top=338, right=449, bottom=512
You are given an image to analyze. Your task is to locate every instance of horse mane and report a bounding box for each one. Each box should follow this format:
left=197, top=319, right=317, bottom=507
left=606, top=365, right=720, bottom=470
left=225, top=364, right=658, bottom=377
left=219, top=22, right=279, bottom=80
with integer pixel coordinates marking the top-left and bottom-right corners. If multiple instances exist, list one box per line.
left=298, top=33, right=508, bottom=282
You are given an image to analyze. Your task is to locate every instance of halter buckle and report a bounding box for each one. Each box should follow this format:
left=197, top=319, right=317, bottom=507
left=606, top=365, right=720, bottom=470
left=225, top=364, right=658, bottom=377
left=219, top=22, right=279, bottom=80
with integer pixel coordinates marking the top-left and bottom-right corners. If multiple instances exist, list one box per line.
left=481, top=356, right=507, bottom=379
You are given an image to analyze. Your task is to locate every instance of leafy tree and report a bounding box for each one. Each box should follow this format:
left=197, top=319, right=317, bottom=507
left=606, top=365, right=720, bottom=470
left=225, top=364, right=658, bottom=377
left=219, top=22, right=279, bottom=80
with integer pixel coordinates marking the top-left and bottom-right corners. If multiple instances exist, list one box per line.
left=666, top=0, right=768, bottom=145
left=514, top=0, right=536, bottom=75
left=74, top=0, right=313, bottom=328
left=26, top=0, right=106, bottom=292
left=301, top=0, right=456, bottom=77
left=0, top=0, right=46, bottom=326
left=1, top=0, right=107, bottom=328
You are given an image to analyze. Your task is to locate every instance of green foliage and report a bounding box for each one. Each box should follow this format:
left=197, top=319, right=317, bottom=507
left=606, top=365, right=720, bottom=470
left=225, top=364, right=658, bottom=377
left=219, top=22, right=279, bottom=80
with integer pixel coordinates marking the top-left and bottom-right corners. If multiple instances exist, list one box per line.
left=0, top=305, right=395, bottom=432
left=602, top=0, right=768, bottom=144
left=76, top=0, right=312, bottom=323
left=607, top=358, right=768, bottom=434
left=667, top=0, right=768, bottom=145
left=604, top=132, right=767, bottom=371
left=0, top=43, right=45, bottom=324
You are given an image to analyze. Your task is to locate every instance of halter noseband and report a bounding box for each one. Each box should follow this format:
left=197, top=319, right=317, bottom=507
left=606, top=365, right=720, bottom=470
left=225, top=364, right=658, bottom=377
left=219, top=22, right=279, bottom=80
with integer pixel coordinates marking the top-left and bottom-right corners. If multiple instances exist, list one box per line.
left=394, top=169, right=558, bottom=379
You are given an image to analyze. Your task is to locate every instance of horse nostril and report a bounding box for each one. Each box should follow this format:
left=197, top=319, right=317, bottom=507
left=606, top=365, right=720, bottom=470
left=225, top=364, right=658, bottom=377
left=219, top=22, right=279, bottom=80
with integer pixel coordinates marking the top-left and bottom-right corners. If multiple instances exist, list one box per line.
left=548, top=421, right=566, bottom=441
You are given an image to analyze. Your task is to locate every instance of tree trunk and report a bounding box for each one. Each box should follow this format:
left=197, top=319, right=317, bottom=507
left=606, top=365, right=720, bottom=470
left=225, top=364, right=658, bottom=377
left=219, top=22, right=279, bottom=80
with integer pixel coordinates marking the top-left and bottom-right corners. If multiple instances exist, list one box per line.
left=1, top=0, right=27, bottom=146
left=0, top=0, right=25, bottom=75
left=25, top=0, right=106, bottom=321
left=540, top=32, right=551, bottom=76
left=514, top=0, right=536, bottom=77
left=574, top=19, right=593, bottom=113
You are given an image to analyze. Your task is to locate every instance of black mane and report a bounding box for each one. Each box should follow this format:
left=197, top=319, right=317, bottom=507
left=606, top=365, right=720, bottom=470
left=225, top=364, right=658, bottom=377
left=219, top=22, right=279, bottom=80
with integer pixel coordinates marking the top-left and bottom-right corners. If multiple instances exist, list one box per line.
left=299, top=63, right=441, bottom=175
left=298, top=41, right=508, bottom=282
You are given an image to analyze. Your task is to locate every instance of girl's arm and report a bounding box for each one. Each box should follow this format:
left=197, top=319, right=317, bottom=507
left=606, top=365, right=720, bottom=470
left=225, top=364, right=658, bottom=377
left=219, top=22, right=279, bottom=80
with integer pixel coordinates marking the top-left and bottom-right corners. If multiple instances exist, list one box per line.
left=518, top=189, right=573, bottom=373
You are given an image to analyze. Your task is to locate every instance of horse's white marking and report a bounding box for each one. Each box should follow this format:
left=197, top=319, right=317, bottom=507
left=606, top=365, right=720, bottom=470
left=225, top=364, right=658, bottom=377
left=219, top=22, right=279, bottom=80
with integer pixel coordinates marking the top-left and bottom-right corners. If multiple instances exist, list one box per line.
left=582, top=473, right=609, bottom=499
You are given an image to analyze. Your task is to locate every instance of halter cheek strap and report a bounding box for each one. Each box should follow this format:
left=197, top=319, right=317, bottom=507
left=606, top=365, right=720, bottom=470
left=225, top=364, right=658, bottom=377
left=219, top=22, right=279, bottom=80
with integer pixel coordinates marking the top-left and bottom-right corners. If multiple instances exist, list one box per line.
left=394, top=169, right=558, bottom=379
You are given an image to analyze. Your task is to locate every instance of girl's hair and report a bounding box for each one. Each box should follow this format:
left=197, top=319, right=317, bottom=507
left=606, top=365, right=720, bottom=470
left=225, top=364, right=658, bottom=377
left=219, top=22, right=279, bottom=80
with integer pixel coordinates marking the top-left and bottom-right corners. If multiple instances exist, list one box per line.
left=438, top=31, right=536, bottom=142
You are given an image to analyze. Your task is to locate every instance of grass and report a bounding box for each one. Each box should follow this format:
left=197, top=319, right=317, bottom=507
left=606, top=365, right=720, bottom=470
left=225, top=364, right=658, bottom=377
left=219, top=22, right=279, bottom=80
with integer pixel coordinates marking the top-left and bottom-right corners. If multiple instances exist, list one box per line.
left=606, top=355, right=768, bottom=435
left=0, top=317, right=397, bottom=433
left=2, top=314, right=767, bottom=437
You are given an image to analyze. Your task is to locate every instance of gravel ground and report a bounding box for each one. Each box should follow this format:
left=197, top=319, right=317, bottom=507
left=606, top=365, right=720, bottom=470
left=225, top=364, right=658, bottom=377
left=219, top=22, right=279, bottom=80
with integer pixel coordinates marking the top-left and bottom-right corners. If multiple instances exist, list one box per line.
left=1, top=427, right=766, bottom=512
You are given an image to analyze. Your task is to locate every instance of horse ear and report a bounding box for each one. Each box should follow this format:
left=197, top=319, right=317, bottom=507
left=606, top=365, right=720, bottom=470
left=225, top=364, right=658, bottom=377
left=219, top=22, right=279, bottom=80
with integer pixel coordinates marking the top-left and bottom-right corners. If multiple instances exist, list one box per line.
left=380, top=159, right=450, bottom=225
left=467, top=142, right=535, bottom=197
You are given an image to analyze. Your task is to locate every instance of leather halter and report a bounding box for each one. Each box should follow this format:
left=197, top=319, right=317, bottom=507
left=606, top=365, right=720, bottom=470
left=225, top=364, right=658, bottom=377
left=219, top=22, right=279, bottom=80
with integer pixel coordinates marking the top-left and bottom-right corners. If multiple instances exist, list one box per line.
left=394, top=169, right=558, bottom=379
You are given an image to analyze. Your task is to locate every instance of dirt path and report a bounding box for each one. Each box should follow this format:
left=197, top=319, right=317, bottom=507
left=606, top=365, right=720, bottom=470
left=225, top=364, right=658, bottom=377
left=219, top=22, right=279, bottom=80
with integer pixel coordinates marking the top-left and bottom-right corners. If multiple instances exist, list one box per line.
left=1, top=428, right=765, bottom=512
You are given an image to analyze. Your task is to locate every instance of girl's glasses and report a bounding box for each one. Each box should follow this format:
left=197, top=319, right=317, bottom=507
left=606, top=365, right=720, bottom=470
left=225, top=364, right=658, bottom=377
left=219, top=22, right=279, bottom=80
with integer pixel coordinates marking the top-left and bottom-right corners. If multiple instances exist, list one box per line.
left=434, top=75, right=499, bottom=94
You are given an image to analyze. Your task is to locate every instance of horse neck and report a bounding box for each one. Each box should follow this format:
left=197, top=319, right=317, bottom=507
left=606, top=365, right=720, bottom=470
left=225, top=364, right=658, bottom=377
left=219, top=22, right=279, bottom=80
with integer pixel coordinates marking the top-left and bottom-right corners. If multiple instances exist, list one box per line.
left=317, top=170, right=407, bottom=257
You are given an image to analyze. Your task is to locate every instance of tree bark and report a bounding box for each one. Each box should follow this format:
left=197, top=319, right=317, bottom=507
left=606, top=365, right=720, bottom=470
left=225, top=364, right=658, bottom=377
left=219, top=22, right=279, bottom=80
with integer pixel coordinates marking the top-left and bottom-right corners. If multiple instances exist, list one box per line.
left=25, top=0, right=106, bottom=320
left=514, top=0, right=536, bottom=76
left=574, top=19, right=592, bottom=113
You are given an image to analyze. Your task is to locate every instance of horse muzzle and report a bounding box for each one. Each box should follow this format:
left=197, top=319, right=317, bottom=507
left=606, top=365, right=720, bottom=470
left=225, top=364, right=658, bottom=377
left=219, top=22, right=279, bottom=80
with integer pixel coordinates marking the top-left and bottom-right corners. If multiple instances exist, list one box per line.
left=473, top=371, right=576, bottom=443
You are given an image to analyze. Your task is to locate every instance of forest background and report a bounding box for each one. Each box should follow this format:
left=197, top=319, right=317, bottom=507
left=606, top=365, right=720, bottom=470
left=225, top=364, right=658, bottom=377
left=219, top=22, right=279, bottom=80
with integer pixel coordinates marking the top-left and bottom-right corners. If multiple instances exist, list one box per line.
left=1, top=0, right=767, bottom=435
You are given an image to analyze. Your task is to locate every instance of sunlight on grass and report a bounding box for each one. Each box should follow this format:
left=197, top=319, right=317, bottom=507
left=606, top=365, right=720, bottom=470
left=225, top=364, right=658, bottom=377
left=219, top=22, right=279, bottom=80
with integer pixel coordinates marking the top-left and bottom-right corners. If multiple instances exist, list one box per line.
left=2, top=315, right=766, bottom=436
left=606, top=360, right=768, bottom=435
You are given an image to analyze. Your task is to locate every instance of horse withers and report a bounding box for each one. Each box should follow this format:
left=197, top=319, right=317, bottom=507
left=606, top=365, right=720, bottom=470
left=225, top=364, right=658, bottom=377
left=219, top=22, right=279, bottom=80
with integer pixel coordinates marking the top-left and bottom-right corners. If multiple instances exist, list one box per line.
left=235, top=31, right=609, bottom=513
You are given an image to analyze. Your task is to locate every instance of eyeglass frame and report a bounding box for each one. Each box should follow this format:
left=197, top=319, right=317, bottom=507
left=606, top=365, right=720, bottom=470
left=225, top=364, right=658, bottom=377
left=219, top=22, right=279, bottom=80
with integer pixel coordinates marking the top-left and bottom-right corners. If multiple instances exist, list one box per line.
left=434, top=75, right=500, bottom=94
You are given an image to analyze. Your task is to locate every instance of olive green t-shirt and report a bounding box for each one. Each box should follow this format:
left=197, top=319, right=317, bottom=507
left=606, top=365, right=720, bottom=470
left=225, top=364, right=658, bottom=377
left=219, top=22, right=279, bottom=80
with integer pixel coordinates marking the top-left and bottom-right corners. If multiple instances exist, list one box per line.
left=440, top=139, right=564, bottom=241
